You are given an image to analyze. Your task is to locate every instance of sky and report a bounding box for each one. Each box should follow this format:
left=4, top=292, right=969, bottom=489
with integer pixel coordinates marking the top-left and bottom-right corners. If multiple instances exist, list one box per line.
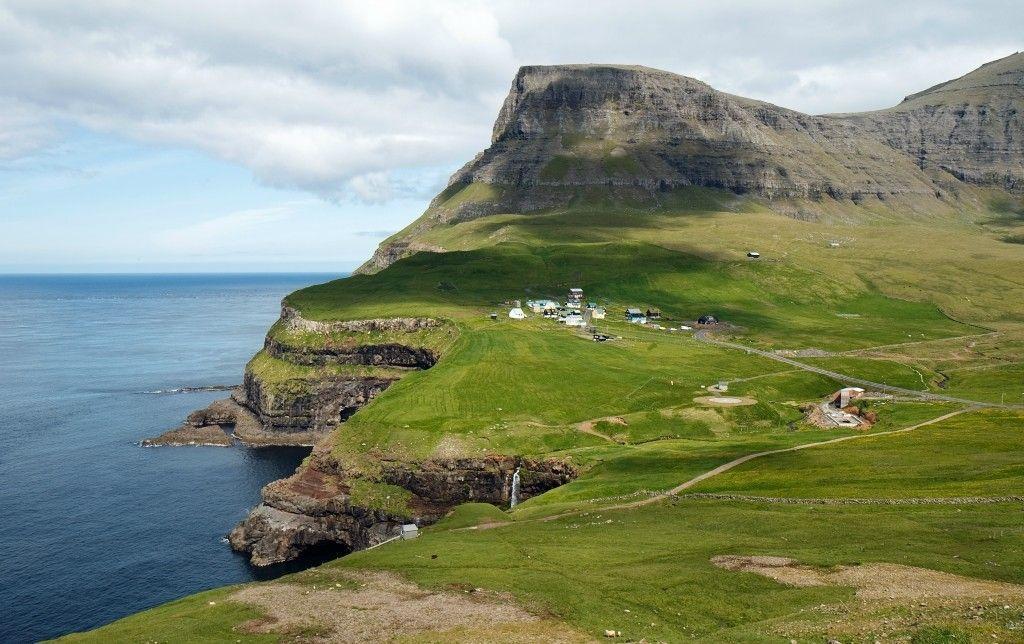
left=0, top=0, right=1021, bottom=272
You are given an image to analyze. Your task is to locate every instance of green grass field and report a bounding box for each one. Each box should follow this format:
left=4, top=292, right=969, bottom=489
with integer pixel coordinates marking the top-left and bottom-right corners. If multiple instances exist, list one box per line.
left=60, top=189, right=1024, bottom=642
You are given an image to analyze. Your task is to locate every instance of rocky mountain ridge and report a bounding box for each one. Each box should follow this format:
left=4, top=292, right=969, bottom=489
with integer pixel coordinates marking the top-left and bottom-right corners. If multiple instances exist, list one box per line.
left=361, top=52, right=1023, bottom=273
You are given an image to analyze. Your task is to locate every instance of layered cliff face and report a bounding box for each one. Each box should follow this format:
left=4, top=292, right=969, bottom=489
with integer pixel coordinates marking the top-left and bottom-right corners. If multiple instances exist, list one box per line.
left=230, top=446, right=577, bottom=566
left=149, top=307, right=451, bottom=447
left=839, top=51, right=1024, bottom=193
left=360, top=54, right=1024, bottom=273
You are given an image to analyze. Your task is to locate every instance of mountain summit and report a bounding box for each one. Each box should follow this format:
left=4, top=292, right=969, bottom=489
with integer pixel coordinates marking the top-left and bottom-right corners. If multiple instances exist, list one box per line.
left=362, top=54, right=1023, bottom=272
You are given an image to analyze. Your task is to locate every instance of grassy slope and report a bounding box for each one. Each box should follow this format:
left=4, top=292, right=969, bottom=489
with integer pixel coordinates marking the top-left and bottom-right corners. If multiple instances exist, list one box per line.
left=62, top=190, right=1024, bottom=642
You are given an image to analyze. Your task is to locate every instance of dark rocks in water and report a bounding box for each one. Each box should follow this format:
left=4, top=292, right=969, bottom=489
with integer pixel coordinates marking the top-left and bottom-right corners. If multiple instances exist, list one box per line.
left=142, top=398, right=238, bottom=447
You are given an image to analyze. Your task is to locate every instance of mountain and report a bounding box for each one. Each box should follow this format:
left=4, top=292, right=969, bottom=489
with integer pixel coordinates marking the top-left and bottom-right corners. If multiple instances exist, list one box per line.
left=839, top=51, right=1024, bottom=191
left=361, top=54, right=1024, bottom=273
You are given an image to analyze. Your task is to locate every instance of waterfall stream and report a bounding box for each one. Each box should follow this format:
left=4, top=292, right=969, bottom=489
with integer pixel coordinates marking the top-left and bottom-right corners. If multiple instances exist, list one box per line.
left=510, top=467, right=521, bottom=508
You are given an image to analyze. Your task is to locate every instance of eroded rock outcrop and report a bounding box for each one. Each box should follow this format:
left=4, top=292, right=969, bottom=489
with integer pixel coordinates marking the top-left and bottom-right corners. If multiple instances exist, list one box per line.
left=151, top=308, right=448, bottom=447
left=238, top=367, right=395, bottom=438
left=229, top=448, right=578, bottom=566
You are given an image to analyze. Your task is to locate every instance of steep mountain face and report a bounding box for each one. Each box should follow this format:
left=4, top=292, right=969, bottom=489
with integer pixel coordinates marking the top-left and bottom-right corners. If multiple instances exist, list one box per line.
left=840, top=51, right=1024, bottom=192
left=455, top=64, right=935, bottom=200
left=360, top=54, right=1023, bottom=273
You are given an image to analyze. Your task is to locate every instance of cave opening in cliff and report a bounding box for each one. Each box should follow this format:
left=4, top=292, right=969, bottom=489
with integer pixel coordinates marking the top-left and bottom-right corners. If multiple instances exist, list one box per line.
left=248, top=540, right=352, bottom=581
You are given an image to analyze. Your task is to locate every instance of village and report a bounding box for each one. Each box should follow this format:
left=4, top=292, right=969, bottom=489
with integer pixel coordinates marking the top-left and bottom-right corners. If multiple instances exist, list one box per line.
left=494, top=286, right=716, bottom=342
left=495, top=286, right=880, bottom=430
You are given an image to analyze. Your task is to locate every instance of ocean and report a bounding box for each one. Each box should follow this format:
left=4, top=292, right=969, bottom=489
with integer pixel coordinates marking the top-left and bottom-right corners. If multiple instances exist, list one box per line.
left=0, top=273, right=341, bottom=642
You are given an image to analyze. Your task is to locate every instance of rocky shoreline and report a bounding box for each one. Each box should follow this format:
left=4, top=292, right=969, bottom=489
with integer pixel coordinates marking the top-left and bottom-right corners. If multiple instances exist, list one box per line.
left=146, top=306, right=577, bottom=566
left=229, top=446, right=577, bottom=566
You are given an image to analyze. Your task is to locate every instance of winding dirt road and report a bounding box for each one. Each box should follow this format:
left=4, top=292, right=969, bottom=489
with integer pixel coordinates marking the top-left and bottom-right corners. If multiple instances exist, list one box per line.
left=693, top=330, right=1022, bottom=409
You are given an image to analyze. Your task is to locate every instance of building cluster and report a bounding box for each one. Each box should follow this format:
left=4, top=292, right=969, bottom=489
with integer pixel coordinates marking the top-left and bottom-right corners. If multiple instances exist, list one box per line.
left=505, top=287, right=719, bottom=337
left=524, top=287, right=606, bottom=328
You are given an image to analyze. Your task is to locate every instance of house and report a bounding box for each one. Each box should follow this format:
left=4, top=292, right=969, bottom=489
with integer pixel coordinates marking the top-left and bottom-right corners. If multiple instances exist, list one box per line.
left=747, top=251, right=760, bottom=258
left=626, top=308, right=647, bottom=324
left=698, top=314, right=718, bottom=325
left=509, top=307, right=526, bottom=319
left=586, top=301, right=597, bottom=310
left=832, top=387, right=865, bottom=408
left=568, top=287, right=584, bottom=304
left=646, top=308, right=661, bottom=319
left=564, top=312, right=584, bottom=327
left=400, top=524, right=419, bottom=540
left=591, top=306, right=606, bottom=320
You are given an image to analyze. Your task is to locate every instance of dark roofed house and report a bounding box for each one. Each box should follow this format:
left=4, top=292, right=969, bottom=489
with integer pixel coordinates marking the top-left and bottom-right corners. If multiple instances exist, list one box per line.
left=626, top=308, right=647, bottom=324
left=646, top=308, right=661, bottom=319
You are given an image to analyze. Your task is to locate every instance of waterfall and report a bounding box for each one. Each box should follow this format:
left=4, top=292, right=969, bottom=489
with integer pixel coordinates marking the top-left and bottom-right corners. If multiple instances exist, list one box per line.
left=509, top=467, right=521, bottom=508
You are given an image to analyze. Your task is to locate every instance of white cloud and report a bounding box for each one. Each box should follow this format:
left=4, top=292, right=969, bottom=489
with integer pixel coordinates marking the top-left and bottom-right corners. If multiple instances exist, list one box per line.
left=155, top=205, right=298, bottom=254
left=0, top=0, right=1021, bottom=203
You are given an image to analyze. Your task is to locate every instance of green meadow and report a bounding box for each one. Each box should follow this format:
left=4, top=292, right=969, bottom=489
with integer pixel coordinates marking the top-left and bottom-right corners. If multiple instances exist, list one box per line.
left=61, top=189, right=1024, bottom=642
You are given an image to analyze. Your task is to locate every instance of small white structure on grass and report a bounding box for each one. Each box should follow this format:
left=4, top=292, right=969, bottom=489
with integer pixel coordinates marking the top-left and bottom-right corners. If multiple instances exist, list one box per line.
left=747, top=251, right=760, bottom=258
left=564, top=313, right=585, bottom=327
left=591, top=306, right=606, bottom=320
left=400, top=524, right=419, bottom=540
left=834, top=387, right=865, bottom=408
left=508, top=307, right=527, bottom=319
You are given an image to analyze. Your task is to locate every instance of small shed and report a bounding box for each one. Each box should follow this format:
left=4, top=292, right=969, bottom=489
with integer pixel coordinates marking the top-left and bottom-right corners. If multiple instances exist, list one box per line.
left=698, top=315, right=718, bottom=325
left=747, top=251, right=760, bottom=258
left=508, top=307, right=526, bottom=319
left=646, top=308, right=662, bottom=319
left=400, top=524, right=419, bottom=540
left=489, top=312, right=498, bottom=321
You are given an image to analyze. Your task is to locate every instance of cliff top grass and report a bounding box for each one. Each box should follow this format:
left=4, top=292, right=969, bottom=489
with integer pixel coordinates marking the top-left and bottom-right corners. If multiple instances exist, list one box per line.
left=266, top=317, right=460, bottom=354
left=365, top=184, right=1024, bottom=326
left=246, top=351, right=408, bottom=392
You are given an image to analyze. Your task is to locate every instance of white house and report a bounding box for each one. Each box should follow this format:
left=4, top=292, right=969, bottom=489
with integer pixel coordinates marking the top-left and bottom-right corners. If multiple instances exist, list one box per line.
left=592, top=307, right=606, bottom=320
left=529, top=299, right=559, bottom=313
left=564, top=313, right=584, bottom=327
left=509, top=307, right=527, bottom=319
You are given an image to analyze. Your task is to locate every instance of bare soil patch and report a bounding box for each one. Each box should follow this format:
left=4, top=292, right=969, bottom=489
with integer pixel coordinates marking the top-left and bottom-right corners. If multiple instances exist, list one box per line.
left=230, top=570, right=584, bottom=642
left=712, top=555, right=1024, bottom=601
left=693, top=395, right=757, bottom=407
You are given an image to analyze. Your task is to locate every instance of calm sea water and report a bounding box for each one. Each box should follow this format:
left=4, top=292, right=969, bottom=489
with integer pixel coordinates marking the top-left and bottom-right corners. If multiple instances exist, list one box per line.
left=0, top=273, right=341, bottom=642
